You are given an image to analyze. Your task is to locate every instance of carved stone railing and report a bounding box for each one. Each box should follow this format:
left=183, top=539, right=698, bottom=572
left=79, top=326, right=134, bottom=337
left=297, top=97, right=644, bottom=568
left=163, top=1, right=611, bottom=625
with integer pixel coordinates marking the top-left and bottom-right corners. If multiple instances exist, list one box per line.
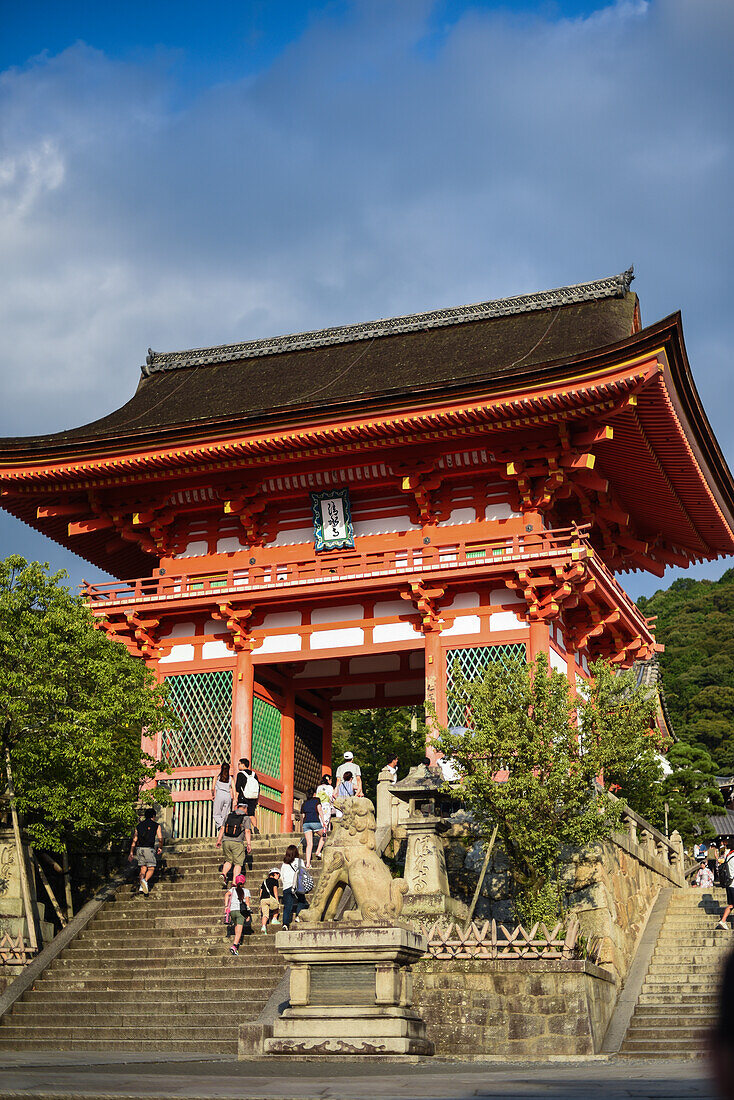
left=424, top=917, right=589, bottom=961
left=614, top=802, right=685, bottom=887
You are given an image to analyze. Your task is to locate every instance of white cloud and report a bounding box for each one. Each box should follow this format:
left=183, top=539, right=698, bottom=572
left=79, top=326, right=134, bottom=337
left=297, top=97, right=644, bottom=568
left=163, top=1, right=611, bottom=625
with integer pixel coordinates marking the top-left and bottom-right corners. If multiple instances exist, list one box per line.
left=0, top=1, right=733, bottom=594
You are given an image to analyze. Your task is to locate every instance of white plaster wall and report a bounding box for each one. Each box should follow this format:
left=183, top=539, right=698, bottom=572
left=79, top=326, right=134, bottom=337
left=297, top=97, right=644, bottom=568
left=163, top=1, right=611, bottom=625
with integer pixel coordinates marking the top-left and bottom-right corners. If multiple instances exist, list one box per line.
left=270, top=527, right=314, bottom=547
left=311, top=604, right=364, bottom=625
left=485, top=502, right=521, bottom=520
left=159, top=644, right=195, bottom=664
left=202, top=640, right=230, bottom=660
left=175, top=541, right=208, bottom=558
left=446, top=591, right=480, bottom=610
left=437, top=507, right=476, bottom=526
left=373, top=622, right=421, bottom=643
left=217, top=535, right=247, bottom=553
left=373, top=599, right=412, bottom=619
left=352, top=515, right=417, bottom=536
left=549, top=647, right=568, bottom=674
left=159, top=621, right=196, bottom=639
left=443, top=615, right=481, bottom=637
left=258, top=634, right=302, bottom=654
left=310, top=627, right=364, bottom=650
left=262, top=611, right=302, bottom=628
left=489, top=611, right=525, bottom=632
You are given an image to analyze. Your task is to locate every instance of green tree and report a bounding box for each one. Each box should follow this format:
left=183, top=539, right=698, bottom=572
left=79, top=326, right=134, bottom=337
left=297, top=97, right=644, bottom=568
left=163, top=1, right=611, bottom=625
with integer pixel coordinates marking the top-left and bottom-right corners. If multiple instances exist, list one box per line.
left=661, top=742, right=723, bottom=844
left=638, top=569, right=734, bottom=770
left=433, top=655, right=663, bottom=924
left=0, top=555, right=176, bottom=853
left=331, top=706, right=426, bottom=801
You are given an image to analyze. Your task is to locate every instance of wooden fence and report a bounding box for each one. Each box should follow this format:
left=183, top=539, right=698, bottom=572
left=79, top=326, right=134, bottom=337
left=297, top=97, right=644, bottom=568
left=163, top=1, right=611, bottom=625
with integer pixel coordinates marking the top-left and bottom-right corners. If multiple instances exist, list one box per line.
left=424, top=917, right=591, bottom=961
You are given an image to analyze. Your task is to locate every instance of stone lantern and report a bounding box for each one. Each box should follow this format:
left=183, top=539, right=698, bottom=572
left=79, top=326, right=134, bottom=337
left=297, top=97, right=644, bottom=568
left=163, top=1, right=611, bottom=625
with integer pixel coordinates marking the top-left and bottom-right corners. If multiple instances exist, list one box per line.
left=390, top=764, right=468, bottom=923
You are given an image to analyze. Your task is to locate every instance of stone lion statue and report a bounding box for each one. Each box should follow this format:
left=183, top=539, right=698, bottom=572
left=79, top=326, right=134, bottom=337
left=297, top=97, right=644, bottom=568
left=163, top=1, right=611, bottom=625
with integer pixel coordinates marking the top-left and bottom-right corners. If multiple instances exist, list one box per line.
left=300, top=796, right=407, bottom=923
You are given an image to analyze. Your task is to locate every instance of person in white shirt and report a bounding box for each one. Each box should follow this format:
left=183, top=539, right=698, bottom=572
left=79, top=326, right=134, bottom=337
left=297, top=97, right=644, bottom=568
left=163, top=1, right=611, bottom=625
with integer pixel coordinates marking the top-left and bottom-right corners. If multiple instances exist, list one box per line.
left=384, top=755, right=399, bottom=781
left=280, top=843, right=309, bottom=929
left=226, top=874, right=252, bottom=955
left=315, top=773, right=336, bottom=831
left=335, top=752, right=363, bottom=795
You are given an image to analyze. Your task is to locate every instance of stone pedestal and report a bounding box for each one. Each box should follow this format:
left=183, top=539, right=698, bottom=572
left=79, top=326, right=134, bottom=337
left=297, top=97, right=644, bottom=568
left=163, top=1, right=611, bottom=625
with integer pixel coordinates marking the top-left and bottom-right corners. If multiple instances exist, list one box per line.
left=264, top=922, right=434, bottom=1056
left=402, top=817, right=468, bottom=923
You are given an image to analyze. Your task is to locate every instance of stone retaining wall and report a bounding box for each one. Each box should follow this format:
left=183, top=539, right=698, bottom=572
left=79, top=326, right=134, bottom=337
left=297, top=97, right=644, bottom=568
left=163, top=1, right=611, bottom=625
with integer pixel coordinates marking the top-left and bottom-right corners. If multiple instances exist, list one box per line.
left=412, top=958, right=616, bottom=1056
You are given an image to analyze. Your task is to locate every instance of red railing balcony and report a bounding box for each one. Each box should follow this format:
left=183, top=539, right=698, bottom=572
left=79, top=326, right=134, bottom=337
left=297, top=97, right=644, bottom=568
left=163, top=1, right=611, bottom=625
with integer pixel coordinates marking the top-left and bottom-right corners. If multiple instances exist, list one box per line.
left=81, top=525, right=595, bottom=612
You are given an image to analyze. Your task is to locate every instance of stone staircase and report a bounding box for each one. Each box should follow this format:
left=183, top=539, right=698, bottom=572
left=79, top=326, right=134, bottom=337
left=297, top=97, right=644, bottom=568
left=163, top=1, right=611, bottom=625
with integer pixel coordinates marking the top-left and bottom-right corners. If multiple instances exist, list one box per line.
left=620, top=886, right=731, bottom=1058
left=0, top=833, right=309, bottom=1054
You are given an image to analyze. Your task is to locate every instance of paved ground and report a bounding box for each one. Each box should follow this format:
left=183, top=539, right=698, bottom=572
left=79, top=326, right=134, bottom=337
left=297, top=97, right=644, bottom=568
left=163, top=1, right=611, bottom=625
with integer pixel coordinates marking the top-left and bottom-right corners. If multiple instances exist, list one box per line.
left=0, top=1053, right=718, bottom=1100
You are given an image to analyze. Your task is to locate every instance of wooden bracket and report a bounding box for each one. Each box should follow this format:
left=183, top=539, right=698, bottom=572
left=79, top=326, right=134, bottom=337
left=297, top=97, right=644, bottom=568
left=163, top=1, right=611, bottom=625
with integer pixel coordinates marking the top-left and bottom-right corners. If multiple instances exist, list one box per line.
left=212, top=602, right=263, bottom=652
left=223, top=490, right=268, bottom=547
left=400, top=580, right=446, bottom=634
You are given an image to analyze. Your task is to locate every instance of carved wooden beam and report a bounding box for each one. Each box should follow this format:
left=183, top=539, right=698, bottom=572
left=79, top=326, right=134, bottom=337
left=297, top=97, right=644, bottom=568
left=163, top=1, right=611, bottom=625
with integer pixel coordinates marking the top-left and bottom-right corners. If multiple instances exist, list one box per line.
left=400, top=581, right=446, bottom=633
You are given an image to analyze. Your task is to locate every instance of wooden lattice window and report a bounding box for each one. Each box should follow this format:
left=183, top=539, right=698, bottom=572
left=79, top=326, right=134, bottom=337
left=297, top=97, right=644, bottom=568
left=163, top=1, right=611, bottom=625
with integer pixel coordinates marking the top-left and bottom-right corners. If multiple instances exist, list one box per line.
left=252, top=696, right=282, bottom=779
left=294, top=713, right=322, bottom=794
left=162, top=671, right=233, bottom=769
left=445, top=644, right=526, bottom=728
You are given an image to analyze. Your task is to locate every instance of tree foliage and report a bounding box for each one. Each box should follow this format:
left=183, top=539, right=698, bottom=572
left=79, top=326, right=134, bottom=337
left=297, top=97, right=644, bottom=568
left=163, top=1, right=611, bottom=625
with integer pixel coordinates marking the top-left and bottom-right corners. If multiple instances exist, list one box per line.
left=0, top=556, right=176, bottom=853
left=432, top=655, right=664, bottom=924
left=638, top=569, right=734, bottom=771
left=661, top=742, right=723, bottom=843
left=331, top=706, right=426, bottom=801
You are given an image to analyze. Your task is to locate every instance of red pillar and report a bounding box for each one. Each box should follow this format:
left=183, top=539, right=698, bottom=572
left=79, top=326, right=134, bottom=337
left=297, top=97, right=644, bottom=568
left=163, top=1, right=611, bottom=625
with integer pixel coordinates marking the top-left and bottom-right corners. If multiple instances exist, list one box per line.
left=321, top=706, right=333, bottom=777
left=424, top=629, right=446, bottom=763
left=231, top=646, right=254, bottom=772
left=281, top=685, right=296, bottom=834
left=528, top=619, right=550, bottom=663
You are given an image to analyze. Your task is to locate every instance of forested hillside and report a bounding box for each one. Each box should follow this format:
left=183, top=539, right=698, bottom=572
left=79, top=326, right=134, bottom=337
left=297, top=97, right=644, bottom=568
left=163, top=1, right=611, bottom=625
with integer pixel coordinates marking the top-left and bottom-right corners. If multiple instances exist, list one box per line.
left=637, top=568, right=734, bottom=773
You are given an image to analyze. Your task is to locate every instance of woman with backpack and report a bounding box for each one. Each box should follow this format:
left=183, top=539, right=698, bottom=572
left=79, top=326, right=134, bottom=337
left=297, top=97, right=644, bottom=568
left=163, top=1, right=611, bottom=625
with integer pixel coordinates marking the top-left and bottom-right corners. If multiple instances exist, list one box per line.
left=224, top=873, right=252, bottom=955
left=280, top=843, right=309, bottom=930
left=233, top=757, right=260, bottom=834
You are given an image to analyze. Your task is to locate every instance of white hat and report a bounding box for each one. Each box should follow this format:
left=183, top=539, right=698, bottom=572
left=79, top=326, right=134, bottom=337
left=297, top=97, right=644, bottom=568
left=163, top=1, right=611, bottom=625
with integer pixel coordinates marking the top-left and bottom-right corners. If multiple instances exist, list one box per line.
left=343, top=751, right=354, bottom=760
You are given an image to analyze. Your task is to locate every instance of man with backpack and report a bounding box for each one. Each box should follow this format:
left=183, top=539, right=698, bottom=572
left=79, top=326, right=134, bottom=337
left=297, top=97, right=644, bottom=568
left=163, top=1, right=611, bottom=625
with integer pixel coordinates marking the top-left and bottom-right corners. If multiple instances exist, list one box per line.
left=717, top=842, right=734, bottom=930
left=128, top=808, right=163, bottom=895
left=233, top=758, right=260, bottom=830
left=215, top=806, right=251, bottom=886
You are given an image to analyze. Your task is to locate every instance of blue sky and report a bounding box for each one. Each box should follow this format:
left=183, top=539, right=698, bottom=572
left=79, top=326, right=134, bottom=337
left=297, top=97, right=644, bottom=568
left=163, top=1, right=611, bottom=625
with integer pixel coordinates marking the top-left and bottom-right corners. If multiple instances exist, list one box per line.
left=1, top=0, right=733, bottom=600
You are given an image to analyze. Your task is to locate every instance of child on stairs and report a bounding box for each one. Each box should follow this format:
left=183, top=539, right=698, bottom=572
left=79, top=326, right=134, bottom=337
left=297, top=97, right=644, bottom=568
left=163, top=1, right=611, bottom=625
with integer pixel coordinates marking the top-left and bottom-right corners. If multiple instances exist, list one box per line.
left=225, top=874, right=252, bottom=955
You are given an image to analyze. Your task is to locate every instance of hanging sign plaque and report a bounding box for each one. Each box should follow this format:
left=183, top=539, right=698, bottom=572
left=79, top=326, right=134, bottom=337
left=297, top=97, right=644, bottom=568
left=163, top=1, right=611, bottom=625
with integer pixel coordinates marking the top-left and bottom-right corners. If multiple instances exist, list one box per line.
left=310, top=488, right=355, bottom=552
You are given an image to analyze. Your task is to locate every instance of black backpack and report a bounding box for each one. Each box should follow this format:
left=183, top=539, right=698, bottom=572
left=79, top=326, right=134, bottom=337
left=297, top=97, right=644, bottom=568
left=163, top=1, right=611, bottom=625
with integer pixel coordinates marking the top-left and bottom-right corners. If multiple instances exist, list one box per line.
left=721, top=856, right=734, bottom=888
left=223, top=813, right=243, bottom=838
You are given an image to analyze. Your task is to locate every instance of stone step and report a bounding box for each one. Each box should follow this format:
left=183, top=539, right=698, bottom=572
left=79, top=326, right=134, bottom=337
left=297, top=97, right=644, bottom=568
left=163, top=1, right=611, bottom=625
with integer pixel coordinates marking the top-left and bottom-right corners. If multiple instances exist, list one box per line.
left=47, top=960, right=280, bottom=979
left=9, top=1001, right=266, bottom=1022
left=642, top=981, right=719, bottom=994
left=619, top=1043, right=702, bottom=1058
left=632, top=1006, right=717, bottom=1018
left=0, top=1037, right=237, bottom=1053
left=638, top=993, right=718, bottom=1005
left=14, top=990, right=278, bottom=1007
left=0, top=1023, right=238, bottom=1043
left=623, top=1025, right=711, bottom=1041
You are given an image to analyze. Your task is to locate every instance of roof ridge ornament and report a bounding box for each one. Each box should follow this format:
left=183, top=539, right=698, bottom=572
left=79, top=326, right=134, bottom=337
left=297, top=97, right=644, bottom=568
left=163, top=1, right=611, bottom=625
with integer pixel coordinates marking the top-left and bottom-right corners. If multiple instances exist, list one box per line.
left=141, top=268, right=635, bottom=377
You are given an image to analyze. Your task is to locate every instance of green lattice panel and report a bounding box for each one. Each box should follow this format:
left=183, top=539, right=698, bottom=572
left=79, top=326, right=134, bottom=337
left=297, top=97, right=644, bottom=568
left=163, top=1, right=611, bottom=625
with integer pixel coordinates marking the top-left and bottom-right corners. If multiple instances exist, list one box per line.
left=252, top=697, right=282, bottom=779
left=259, top=783, right=282, bottom=803
left=446, top=644, right=526, bottom=727
left=162, top=671, right=233, bottom=769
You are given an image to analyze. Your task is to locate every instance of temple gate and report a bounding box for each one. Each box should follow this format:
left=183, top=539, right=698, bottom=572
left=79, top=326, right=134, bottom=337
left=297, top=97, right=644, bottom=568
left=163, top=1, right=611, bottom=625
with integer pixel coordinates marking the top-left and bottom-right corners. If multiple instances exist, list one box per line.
left=2, top=270, right=733, bottom=835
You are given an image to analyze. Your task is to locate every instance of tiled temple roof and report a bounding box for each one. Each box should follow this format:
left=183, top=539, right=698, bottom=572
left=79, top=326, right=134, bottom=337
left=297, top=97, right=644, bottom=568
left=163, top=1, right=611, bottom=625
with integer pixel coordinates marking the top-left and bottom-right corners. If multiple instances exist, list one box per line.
left=142, top=269, right=635, bottom=376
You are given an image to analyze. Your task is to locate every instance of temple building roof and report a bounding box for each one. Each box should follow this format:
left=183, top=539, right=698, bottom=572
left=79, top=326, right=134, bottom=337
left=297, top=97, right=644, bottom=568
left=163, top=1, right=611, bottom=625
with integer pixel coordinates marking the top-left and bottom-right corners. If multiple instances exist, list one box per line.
left=0, top=271, right=638, bottom=450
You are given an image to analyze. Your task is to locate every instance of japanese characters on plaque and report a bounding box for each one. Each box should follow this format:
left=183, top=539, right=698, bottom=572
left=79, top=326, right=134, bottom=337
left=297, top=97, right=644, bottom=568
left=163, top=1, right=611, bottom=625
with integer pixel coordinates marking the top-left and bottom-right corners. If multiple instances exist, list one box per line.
left=310, top=488, right=355, bottom=552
